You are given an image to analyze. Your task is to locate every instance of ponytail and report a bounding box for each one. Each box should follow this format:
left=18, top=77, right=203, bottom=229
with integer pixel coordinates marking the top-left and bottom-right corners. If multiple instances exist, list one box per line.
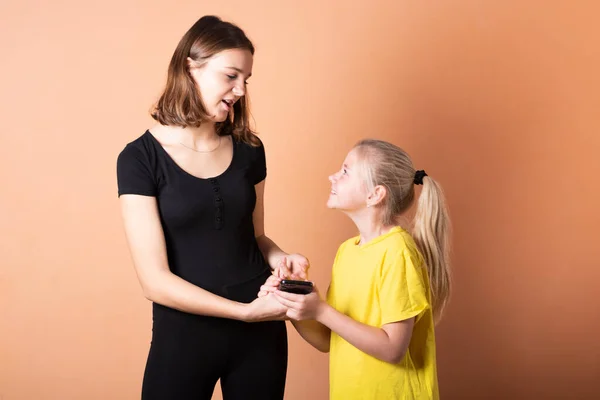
left=412, top=176, right=452, bottom=322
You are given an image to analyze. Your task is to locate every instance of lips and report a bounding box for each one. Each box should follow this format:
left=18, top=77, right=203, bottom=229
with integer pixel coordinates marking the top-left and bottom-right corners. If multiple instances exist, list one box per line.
left=221, top=98, right=234, bottom=111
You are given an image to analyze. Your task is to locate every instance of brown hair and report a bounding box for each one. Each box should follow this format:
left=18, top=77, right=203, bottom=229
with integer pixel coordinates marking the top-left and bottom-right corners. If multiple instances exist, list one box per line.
left=354, top=139, right=452, bottom=322
left=151, top=15, right=259, bottom=145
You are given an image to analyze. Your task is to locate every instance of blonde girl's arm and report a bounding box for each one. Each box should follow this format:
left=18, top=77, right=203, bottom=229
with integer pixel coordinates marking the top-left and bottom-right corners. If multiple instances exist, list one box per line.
left=316, top=304, right=414, bottom=364
left=274, top=287, right=415, bottom=364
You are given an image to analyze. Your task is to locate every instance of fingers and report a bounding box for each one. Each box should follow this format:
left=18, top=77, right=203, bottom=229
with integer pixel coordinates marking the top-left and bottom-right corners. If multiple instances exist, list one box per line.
left=279, top=256, right=292, bottom=278
left=260, top=284, right=278, bottom=294
left=258, top=273, right=281, bottom=298
left=273, top=292, right=297, bottom=308
left=295, top=270, right=308, bottom=280
left=274, top=289, right=306, bottom=303
left=285, top=254, right=310, bottom=280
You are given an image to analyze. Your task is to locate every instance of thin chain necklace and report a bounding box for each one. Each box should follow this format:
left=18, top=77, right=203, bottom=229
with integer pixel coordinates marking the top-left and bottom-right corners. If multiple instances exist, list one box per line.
left=179, top=136, right=222, bottom=153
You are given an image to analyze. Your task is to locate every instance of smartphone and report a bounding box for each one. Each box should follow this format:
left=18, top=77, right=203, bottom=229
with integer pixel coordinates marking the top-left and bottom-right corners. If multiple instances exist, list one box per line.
left=279, top=279, right=314, bottom=295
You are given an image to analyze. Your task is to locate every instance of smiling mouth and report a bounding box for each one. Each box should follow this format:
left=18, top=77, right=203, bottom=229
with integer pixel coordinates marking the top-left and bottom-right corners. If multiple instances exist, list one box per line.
left=222, top=99, right=234, bottom=110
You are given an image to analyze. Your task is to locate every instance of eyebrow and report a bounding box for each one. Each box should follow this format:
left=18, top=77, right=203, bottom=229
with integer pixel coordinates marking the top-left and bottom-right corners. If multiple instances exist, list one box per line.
left=226, top=66, right=252, bottom=78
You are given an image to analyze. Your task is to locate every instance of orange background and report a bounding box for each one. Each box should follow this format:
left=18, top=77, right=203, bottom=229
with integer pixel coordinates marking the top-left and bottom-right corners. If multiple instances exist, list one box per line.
left=2, top=1, right=599, bottom=399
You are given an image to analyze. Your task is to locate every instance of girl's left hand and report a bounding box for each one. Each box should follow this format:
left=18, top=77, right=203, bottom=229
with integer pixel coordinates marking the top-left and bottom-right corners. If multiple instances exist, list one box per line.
left=274, top=285, right=325, bottom=321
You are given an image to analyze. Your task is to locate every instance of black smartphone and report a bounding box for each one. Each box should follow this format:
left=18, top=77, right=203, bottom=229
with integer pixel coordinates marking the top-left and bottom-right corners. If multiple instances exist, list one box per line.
left=279, top=280, right=314, bottom=295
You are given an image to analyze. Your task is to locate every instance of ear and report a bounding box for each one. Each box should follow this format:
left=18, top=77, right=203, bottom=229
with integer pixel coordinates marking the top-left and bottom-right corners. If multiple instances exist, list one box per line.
left=187, top=57, right=204, bottom=82
left=187, top=57, right=203, bottom=72
left=367, top=185, right=387, bottom=207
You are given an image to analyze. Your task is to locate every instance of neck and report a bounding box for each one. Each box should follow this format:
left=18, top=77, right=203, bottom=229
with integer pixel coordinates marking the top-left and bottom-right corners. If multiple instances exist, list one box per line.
left=166, top=122, right=219, bottom=146
left=346, top=208, right=396, bottom=245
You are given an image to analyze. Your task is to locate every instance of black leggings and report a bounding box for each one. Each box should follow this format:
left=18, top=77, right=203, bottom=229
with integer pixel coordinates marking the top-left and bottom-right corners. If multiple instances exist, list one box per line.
left=141, top=305, right=288, bottom=400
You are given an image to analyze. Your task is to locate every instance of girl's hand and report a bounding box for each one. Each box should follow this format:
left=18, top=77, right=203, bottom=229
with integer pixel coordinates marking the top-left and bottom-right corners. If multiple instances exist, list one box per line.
left=274, top=285, right=326, bottom=321
left=258, top=270, right=282, bottom=297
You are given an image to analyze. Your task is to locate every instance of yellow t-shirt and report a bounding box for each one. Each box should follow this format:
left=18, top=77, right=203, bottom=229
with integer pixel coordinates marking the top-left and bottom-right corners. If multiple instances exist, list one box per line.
left=326, top=226, right=439, bottom=400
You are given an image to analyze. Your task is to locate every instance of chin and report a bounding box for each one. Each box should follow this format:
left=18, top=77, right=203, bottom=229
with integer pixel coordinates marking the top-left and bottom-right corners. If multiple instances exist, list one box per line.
left=212, top=114, right=229, bottom=123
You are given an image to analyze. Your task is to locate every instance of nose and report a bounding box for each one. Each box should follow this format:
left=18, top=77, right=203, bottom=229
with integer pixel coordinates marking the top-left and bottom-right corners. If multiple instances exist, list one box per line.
left=232, top=83, right=245, bottom=97
left=329, top=173, right=337, bottom=183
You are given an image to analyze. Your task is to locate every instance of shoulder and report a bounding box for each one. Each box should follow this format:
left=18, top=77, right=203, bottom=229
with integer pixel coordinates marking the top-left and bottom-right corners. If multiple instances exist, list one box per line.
left=234, top=135, right=267, bottom=185
left=385, top=229, right=424, bottom=270
left=118, top=131, right=154, bottom=158
left=340, top=236, right=358, bottom=251
left=117, top=131, right=157, bottom=166
left=234, top=134, right=265, bottom=158
left=333, top=236, right=358, bottom=263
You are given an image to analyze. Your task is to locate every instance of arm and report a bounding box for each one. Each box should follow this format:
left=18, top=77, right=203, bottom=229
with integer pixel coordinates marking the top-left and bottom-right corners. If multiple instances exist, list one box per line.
left=290, top=284, right=332, bottom=352
left=317, top=305, right=414, bottom=364
left=259, top=276, right=330, bottom=351
left=253, top=180, right=287, bottom=268
left=291, top=320, right=331, bottom=353
left=274, top=288, right=415, bottom=364
left=253, top=180, right=309, bottom=279
left=120, top=194, right=280, bottom=321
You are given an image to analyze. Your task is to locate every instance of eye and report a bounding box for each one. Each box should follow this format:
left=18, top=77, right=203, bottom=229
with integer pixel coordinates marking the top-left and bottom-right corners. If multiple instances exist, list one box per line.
left=342, top=168, right=348, bottom=175
left=226, top=74, right=237, bottom=80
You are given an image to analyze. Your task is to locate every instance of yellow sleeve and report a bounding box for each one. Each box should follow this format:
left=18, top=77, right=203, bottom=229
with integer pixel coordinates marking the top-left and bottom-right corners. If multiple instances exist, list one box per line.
left=326, top=241, right=346, bottom=308
left=379, top=249, right=430, bottom=326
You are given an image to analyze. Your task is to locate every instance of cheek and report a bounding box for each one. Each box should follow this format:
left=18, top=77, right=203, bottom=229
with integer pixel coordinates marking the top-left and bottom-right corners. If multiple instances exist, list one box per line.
left=349, top=182, right=367, bottom=200
left=196, top=75, right=225, bottom=101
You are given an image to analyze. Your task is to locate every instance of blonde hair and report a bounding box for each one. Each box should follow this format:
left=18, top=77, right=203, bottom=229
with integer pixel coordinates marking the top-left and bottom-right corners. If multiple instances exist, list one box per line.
left=354, top=139, right=452, bottom=322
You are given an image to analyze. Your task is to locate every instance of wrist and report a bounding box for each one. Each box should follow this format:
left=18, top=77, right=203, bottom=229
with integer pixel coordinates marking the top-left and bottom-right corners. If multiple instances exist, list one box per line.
left=270, top=253, right=288, bottom=270
left=315, top=301, right=331, bottom=323
left=232, top=301, right=250, bottom=322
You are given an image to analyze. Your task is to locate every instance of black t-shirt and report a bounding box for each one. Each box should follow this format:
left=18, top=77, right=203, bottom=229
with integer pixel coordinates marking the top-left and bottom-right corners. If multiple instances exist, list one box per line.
left=117, top=131, right=271, bottom=303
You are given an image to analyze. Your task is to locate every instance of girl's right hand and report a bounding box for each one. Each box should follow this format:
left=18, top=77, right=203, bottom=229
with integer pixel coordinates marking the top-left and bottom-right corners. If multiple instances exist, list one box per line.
left=244, top=293, right=288, bottom=322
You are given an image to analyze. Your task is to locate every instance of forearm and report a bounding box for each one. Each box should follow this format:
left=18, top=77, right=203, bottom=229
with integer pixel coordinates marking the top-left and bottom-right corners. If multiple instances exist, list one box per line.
left=256, top=234, right=287, bottom=269
left=143, top=270, right=248, bottom=321
left=316, top=304, right=398, bottom=363
left=291, top=319, right=331, bottom=352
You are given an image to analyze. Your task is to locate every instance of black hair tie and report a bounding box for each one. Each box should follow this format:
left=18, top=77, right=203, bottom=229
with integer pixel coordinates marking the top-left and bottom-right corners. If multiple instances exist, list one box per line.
left=414, top=170, right=427, bottom=185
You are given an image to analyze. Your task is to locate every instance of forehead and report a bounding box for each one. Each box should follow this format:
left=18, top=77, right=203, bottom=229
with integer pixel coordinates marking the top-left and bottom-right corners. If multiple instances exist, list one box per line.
left=343, top=148, right=361, bottom=167
left=207, top=48, right=253, bottom=74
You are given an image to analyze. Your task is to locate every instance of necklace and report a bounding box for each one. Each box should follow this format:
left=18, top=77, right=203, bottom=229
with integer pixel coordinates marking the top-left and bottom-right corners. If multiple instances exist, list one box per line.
left=179, top=136, right=222, bottom=153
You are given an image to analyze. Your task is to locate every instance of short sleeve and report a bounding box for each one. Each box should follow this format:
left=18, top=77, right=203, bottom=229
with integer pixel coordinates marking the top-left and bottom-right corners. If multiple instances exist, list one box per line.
left=116, top=145, right=157, bottom=197
left=379, top=250, right=430, bottom=325
left=250, top=139, right=267, bottom=185
left=326, top=243, right=346, bottom=308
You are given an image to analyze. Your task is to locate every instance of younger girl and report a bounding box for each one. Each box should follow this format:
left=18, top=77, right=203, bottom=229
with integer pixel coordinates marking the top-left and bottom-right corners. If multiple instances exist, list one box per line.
left=260, top=139, right=451, bottom=399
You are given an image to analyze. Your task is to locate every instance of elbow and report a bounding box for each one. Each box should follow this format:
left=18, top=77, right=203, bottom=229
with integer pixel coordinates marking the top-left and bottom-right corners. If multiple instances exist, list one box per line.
left=140, top=279, right=160, bottom=302
left=385, top=348, right=408, bottom=365
left=138, top=269, right=169, bottom=303
left=255, top=233, right=267, bottom=246
left=142, top=285, right=156, bottom=302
